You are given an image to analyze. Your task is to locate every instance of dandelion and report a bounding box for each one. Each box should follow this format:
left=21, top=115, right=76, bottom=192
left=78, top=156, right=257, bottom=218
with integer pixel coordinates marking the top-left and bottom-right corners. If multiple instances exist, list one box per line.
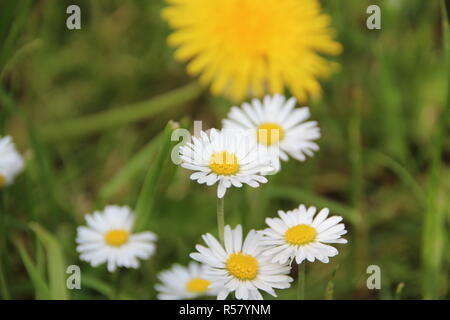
left=155, top=262, right=218, bottom=300
left=0, top=135, right=24, bottom=187
left=223, top=94, right=320, bottom=171
left=162, top=0, right=342, bottom=102
left=76, top=205, right=157, bottom=272
left=190, top=225, right=293, bottom=300
left=179, top=129, right=273, bottom=199
left=261, top=204, right=347, bottom=265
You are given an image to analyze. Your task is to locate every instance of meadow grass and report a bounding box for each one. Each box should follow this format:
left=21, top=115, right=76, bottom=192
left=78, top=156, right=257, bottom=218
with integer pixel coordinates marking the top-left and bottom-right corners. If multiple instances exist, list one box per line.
left=0, top=0, right=448, bottom=300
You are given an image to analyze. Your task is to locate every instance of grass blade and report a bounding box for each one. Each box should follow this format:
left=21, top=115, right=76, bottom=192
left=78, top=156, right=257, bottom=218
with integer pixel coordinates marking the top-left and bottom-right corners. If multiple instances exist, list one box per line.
left=368, top=150, right=425, bottom=204
left=13, top=239, right=50, bottom=300
left=99, top=132, right=162, bottom=202
left=0, top=256, right=9, bottom=299
left=81, top=275, right=134, bottom=300
left=81, top=275, right=114, bottom=299
left=421, top=0, right=450, bottom=300
left=0, top=0, right=32, bottom=73
left=395, top=282, right=405, bottom=300
left=134, top=121, right=179, bottom=232
left=324, top=266, right=338, bottom=300
left=0, top=86, right=75, bottom=224
left=40, top=83, right=202, bottom=142
left=29, top=223, right=69, bottom=300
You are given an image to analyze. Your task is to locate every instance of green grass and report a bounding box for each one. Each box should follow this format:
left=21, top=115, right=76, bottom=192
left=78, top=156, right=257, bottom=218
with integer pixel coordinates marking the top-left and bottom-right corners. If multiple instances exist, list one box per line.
left=0, top=0, right=449, bottom=300
left=421, top=0, right=450, bottom=300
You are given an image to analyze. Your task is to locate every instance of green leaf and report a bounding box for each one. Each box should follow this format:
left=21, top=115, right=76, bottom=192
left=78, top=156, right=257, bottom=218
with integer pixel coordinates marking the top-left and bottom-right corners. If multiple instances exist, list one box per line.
left=81, top=275, right=114, bottom=299
left=134, top=121, right=179, bottom=232
left=99, top=132, right=162, bottom=202
left=81, top=275, right=133, bottom=300
left=13, top=239, right=50, bottom=300
left=99, top=117, right=191, bottom=202
left=29, top=223, right=69, bottom=300
left=40, top=83, right=202, bottom=142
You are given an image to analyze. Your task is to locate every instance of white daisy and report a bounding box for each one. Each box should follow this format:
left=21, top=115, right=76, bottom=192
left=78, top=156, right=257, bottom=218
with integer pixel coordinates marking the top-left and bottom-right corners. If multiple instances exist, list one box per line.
left=0, top=135, right=24, bottom=187
left=179, top=128, right=273, bottom=198
left=222, top=94, right=320, bottom=171
left=190, top=225, right=293, bottom=300
left=261, top=204, right=347, bottom=265
left=76, top=205, right=157, bottom=272
left=155, top=262, right=218, bottom=300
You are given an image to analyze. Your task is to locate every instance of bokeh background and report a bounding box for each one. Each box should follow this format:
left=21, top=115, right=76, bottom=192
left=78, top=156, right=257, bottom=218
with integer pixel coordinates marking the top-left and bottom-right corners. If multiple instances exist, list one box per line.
left=0, top=0, right=449, bottom=299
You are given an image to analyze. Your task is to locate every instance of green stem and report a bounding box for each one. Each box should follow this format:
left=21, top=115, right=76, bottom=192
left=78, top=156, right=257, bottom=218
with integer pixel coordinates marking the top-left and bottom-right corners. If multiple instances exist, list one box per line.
left=349, top=99, right=368, bottom=290
left=112, top=270, right=122, bottom=300
left=0, top=192, right=10, bottom=299
left=217, top=197, right=225, bottom=244
left=297, top=263, right=306, bottom=300
left=395, top=282, right=405, bottom=300
left=0, top=255, right=9, bottom=299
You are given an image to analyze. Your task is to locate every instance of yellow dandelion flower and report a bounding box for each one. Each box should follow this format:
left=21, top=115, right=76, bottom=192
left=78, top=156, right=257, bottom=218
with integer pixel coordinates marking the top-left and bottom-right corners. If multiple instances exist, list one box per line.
left=162, top=0, right=342, bottom=102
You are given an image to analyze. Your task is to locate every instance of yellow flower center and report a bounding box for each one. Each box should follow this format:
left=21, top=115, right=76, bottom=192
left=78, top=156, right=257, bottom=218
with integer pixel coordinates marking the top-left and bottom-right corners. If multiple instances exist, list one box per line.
left=104, top=229, right=129, bottom=247
left=215, top=0, right=286, bottom=58
left=209, top=151, right=239, bottom=175
left=285, top=224, right=316, bottom=246
left=185, top=278, right=210, bottom=294
left=226, top=252, right=258, bottom=280
left=0, top=175, right=5, bottom=188
left=257, top=122, right=284, bottom=146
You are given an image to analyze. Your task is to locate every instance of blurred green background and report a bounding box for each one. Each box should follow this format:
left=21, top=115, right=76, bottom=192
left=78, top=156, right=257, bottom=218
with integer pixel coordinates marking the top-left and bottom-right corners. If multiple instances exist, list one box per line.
left=0, top=0, right=449, bottom=300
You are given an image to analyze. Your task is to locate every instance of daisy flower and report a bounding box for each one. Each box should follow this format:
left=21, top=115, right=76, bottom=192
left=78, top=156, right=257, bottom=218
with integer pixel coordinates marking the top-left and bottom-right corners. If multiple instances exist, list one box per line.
left=261, top=204, right=347, bottom=264
left=190, top=225, right=293, bottom=300
left=76, top=205, right=157, bottom=272
left=155, top=262, right=218, bottom=300
left=179, top=128, right=273, bottom=198
left=162, top=0, right=342, bottom=102
left=0, top=135, right=24, bottom=187
left=223, top=94, right=320, bottom=171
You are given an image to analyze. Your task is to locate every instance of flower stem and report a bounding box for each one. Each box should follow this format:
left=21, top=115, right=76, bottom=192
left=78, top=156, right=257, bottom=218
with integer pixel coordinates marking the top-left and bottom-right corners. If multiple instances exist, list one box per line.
left=297, top=263, right=306, bottom=300
left=113, top=270, right=122, bottom=300
left=217, top=197, right=225, bottom=244
left=0, top=255, right=10, bottom=299
left=349, top=95, right=368, bottom=290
